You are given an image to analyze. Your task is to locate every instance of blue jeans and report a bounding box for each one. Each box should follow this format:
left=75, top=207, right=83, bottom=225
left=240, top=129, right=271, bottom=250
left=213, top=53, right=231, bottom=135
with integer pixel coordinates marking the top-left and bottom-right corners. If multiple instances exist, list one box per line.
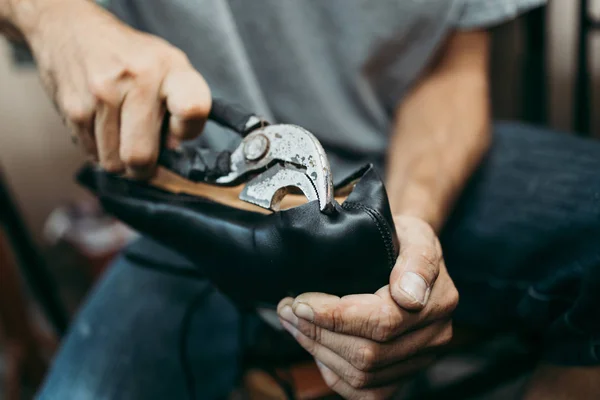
left=38, top=123, right=600, bottom=399
left=37, top=240, right=246, bottom=400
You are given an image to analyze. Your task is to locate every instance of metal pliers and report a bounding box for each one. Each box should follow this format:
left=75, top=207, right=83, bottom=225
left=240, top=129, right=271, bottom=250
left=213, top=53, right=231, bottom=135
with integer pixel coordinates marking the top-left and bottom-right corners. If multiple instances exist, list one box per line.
left=158, top=99, right=335, bottom=213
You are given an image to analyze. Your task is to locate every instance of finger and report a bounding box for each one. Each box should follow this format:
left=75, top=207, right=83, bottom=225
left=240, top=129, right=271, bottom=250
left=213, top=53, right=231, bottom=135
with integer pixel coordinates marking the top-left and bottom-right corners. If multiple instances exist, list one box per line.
left=161, top=68, right=211, bottom=148
left=280, top=305, right=452, bottom=371
left=288, top=283, right=459, bottom=343
left=390, top=215, right=442, bottom=310
left=415, top=261, right=460, bottom=325
left=317, top=363, right=398, bottom=400
left=280, top=319, right=432, bottom=390
left=59, top=91, right=97, bottom=159
left=119, top=84, right=164, bottom=179
left=165, top=115, right=207, bottom=149
left=288, top=290, right=414, bottom=342
left=95, top=102, right=124, bottom=173
left=277, top=297, right=295, bottom=311
left=315, top=359, right=407, bottom=400
left=66, top=117, right=97, bottom=160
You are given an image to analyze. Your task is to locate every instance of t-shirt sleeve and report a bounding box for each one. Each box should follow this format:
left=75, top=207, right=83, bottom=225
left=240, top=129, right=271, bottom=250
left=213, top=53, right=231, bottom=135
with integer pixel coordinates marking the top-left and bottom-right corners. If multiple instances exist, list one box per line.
left=455, top=0, right=547, bottom=29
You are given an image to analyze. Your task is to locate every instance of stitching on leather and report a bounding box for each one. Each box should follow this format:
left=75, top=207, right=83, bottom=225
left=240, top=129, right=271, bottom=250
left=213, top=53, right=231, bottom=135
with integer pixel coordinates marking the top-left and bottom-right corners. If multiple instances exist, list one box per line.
left=342, top=202, right=396, bottom=269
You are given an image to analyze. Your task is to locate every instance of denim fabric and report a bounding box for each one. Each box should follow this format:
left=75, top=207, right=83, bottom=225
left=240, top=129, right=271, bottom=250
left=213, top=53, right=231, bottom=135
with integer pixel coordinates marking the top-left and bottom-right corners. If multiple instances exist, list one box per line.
left=441, top=122, right=600, bottom=365
left=37, top=243, right=245, bottom=400
left=38, top=122, right=600, bottom=399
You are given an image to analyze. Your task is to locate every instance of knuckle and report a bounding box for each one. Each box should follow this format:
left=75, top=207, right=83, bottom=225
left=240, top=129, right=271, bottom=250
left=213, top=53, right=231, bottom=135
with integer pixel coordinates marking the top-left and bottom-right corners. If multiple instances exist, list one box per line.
left=330, top=306, right=345, bottom=333
left=372, top=311, right=400, bottom=342
left=133, top=46, right=185, bottom=76
left=300, top=322, right=320, bottom=343
left=347, top=370, right=369, bottom=389
left=169, top=47, right=190, bottom=65
left=60, top=97, right=94, bottom=125
left=120, top=147, right=155, bottom=169
left=89, top=75, right=119, bottom=103
left=416, top=246, right=440, bottom=274
left=438, top=324, right=454, bottom=346
left=353, top=344, right=378, bottom=372
left=320, top=368, right=340, bottom=390
left=175, top=99, right=210, bottom=119
left=298, top=335, right=316, bottom=355
left=312, top=326, right=323, bottom=343
left=445, top=287, right=460, bottom=314
left=128, top=58, right=159, bottom=80
left=430, top=323, right=453, bottom=348
left=101, top=159, right=124, bottom=173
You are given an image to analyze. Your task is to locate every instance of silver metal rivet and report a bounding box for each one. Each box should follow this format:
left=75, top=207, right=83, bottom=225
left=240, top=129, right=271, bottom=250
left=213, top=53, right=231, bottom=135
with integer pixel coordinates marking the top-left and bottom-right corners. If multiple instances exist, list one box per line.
left=244, top=134, right=269, bottom=161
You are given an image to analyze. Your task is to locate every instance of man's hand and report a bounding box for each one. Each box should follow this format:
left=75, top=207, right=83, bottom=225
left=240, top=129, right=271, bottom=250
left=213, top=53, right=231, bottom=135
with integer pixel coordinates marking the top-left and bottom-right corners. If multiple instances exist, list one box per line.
left=12, top=0, right=211, bottom=178
left=277, top=216, right=458, bottom=400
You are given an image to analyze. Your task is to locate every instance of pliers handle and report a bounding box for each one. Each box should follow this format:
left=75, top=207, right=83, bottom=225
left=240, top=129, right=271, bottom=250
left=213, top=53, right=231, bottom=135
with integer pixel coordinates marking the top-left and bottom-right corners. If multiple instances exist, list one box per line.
left=208, top=98, right=268, bottom=136
left=158, top=98, right=267, bottom=182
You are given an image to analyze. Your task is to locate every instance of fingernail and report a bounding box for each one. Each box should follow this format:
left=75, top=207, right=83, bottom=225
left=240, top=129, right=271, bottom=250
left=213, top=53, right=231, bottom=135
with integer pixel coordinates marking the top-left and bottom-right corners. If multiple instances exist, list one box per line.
left=280, top=320, right=299, bottom=338
left=294, top=303, right=314, bottom=321
left=398, top=272, right=428, bottom=305
left=278, top=306, right=299, bottom=326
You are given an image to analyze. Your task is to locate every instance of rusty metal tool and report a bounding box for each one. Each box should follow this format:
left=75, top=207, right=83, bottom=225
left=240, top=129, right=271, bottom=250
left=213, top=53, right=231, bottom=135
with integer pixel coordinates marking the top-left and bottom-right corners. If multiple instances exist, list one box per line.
left=159, top=98, right=335, bottom=213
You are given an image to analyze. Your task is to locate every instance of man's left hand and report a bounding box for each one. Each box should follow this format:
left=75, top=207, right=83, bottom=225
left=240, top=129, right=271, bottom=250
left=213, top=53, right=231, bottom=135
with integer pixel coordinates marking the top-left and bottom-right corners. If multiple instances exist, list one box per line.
left=277, top=216, right=459, bottom=400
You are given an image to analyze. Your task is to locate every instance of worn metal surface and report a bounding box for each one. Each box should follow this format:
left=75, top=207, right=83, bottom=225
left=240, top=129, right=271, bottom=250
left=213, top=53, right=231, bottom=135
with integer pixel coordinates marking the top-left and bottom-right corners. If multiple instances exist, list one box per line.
left=217, top=124, right=335, bottom=213
left=243, top=134, right=270, bottom=161
left=239, top=163, right=318, bottom=211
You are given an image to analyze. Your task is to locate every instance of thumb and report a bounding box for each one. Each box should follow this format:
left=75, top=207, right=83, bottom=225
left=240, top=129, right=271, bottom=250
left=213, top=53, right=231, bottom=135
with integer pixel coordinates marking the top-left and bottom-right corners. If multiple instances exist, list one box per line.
left=389, top=216, right=441, bottom=311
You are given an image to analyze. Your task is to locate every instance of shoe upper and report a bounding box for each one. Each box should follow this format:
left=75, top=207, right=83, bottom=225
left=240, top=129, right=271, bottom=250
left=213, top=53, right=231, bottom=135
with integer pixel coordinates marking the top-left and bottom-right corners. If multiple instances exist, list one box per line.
left=77, top=163, right=399, bottom=309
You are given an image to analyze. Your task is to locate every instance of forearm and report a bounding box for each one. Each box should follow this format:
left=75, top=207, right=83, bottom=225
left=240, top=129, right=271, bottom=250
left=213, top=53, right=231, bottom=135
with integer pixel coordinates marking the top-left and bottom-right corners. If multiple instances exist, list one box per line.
left=0, top=0, right=78, bottom=41
left=0, top=0, right=38, bottom=40
left=386, top=31, right=491, bottom=232
left=0, top=0, right=22, bottom=40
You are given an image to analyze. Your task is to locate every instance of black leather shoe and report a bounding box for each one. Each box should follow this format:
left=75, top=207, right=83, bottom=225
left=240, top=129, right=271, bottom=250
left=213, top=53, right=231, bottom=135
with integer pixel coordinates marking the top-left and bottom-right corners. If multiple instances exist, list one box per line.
left=77, top=163, right=399, bottom=309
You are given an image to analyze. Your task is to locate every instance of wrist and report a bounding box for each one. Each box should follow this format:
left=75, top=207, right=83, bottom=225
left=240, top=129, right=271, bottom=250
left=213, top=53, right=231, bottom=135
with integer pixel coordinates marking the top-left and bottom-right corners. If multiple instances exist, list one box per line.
left=391, top=201, right=444, bottom=233
left=387, top=180, right=448, bottom=233
left=9, top=0, right=83, bottom=44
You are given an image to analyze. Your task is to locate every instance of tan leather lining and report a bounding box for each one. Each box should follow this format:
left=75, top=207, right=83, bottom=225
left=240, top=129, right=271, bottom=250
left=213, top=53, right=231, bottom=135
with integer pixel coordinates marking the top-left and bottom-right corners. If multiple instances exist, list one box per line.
left=149, top=167, right=350, bottom=214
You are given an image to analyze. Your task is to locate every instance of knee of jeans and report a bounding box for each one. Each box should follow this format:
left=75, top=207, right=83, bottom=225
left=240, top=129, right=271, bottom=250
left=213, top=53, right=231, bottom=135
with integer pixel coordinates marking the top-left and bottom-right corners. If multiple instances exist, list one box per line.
left=493, top=121, right=549, bottom=140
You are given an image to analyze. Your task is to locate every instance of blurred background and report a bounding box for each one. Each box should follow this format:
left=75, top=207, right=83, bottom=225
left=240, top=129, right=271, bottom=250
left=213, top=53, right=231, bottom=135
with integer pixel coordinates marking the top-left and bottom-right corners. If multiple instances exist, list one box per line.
left=1, top=1, right=599, bottom=399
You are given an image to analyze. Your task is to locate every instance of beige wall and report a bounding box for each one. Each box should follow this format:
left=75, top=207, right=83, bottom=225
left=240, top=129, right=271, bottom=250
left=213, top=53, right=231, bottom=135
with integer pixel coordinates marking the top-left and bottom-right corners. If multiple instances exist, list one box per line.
left=0, top=39, right=90, bottom=244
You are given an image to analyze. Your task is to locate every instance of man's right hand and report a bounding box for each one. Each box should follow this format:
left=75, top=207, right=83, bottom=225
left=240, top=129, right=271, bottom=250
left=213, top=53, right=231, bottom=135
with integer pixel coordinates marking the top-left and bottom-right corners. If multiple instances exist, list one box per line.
left=8, top=0, right=212, bottom=178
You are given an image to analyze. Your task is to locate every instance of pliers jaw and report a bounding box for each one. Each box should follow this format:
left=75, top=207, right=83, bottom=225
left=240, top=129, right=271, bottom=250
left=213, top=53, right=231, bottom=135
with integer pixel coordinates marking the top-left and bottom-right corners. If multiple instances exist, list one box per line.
left=217, top=124, right=335, bottom=213
left=159, top=99, right=335, bottom=213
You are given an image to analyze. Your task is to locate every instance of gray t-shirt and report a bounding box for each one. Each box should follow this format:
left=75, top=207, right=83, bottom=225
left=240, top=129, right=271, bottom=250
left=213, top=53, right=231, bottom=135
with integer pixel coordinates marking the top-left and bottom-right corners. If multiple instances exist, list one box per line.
left=107, top=0, right=545, bottom=182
